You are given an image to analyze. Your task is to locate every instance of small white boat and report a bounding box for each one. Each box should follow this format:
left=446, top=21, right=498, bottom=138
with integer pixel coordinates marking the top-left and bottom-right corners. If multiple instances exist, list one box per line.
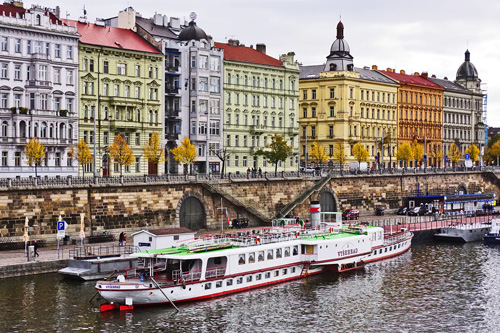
left=95, top=218, right=413, bottom=311
left=484, top=219, right=500, bottom=244
left=434, top=223, right=491, bottom=243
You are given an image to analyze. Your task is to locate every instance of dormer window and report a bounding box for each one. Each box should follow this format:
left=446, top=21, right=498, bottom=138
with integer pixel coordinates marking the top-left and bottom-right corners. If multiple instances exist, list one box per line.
left=330, top=63, right=336, bottom=71
left=36, top=15, right=41, bottom=26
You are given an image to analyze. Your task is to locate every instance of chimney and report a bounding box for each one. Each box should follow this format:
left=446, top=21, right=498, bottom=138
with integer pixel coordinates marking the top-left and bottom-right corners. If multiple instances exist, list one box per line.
left=55, top=5, right=60, bottom=18
left=414, top=72, right=420, bottom=76
left=444, top=77, right=448, bottom=80
left=10, top=1, right=23, bottom=8
left=386, top=68, right=392, bottom=72
left=400, top=70, right=405, bottom=74
left=250, top=45, right=253, bottom=49
left=256, top=43, right=266, bottom=54
left=421, top=72, right=428, bottom=79
left=228, top=39, right=239, bottom=47
left=431, top=74, right=436, bottom=78
left=371, top=65, right=378, bottom=70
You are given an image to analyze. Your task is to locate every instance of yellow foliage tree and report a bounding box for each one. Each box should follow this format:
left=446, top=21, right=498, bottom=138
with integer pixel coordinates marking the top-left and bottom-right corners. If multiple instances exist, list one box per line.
left=25, top=137, right=45, bottom=177
left=71, top=139, right=93, bottom=176
left=412, top=143, right=424, bottom=165
left=309, top=141, right=329, bottom=164
left=109, top=135, right=135, bottom=176
left=397, top=142, right=413, bottom=167
left=333, top=140, right=347, bottom=170
left=489, top=141, right=500, bottom=165
left=464, top=144, right=480, bottom=163
left=429, top=146, right=444, bottom=167
left=352, top=142, right=368, bottom=162
left=170, top=137, right=197, bottom=174
left=144, top=131, right=164, bottom=175
left=448, top=142, right=462, bottom=167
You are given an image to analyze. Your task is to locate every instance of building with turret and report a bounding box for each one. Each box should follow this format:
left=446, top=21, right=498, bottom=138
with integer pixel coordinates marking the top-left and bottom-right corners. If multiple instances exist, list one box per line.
left=0, top=1, right=80, bottom=178
left=299, top=21, right=399, bottom=169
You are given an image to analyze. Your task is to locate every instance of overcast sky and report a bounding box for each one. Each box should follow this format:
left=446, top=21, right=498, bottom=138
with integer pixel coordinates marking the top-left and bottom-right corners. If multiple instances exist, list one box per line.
left=30, top=0, right=500, bottom=126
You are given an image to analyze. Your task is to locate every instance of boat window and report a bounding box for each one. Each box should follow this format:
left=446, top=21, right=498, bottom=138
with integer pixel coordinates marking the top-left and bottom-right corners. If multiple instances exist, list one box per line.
left=237, top=277, right=243, bottom=284
left=238, top=254, right=246, bottom=265
left=385, top=248, right=388, bottom=253
left=247, top=276, right=252, bottom=283
left=214, top=257, right=222, bottom=265
left=282, top=269, right=287, bottom=275
left=291, top=267, right=296, bottom=273
left=267, top=250, right=274, bottom=260
left=274, top=270, right=279, bottom=277
left=256, top=273, right=262, bottom=280
left=284, top=247, right=290, bottom=257
left=293, top=246, right=299, bottom=256
left=205, top=283, right=211, bottom=290
left=276, top=248, right=282, bottom=259
left=226, top=279, right=233, bottom=286
left=265, top=272, right=271, bottom=279
left=216, top=281, right=222, bottom=288
left=258, top=251, right=264, bottom=262
left=248, top=252, right=255, bottom=263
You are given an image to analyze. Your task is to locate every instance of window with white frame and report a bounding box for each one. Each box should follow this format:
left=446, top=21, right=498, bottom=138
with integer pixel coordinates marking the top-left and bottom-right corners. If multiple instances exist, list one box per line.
left=14, top=38, right=21, bottom=53
left=210, top=77, right=220, bottom=93
left=54, top=68, right=61, bottom=84
left=210, top=121, right=220, bottom=135
left=199, top=77, right=208, bottom=92
left=66, top=70, right=73, bottom=85
left=54, top=44, right=60, bottom=58
left=1, top=63, right=7, bottom=78
left=199, top=55, right=208, bottom=69
left=210, top=57, right=220, bottom=71
left=66, top=45, right=73, bottom=59
left=117, top=63, right=126, bottom=75
left=1, top=37, right=8, bottom=51
left=210, top=100, right=220, bottom=114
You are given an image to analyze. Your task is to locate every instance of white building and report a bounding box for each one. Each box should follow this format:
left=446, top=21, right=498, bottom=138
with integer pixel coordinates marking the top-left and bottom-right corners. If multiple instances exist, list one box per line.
left=132, top=227, right=195, bottom=252
left=0, top=1, right=80, bottom=178
left=108, top=9, right=224, bottom=175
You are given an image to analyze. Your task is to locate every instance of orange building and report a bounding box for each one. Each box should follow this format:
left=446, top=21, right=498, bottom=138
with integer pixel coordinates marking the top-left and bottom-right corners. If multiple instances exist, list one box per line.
left=377, top=68, right=444, bottom=167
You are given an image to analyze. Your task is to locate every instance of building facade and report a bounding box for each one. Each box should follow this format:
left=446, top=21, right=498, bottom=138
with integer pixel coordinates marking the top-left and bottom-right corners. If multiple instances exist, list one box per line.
left=0, top=1, right=79, bottom=177
left=378, top=69, right=444, bottom=167
left=217, top=40, right=300, bottom=174
left=70, top=18, right=163, bottom=176
left=299, top=22, right=399, bottom=168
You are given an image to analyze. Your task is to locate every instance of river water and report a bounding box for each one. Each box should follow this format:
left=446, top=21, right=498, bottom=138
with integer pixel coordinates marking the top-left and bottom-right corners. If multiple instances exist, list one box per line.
left=1, top=242, right=500, bottom=333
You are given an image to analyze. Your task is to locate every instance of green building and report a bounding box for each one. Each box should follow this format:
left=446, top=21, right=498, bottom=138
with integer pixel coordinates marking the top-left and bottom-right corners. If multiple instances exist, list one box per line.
left=72, top=19, right=163, bottom=176
left=215, top=41, right=300, bottom=174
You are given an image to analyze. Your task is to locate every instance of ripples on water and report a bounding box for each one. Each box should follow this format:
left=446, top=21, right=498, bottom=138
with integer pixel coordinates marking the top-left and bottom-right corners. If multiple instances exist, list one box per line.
left=1, top=243, right=500, bottom=332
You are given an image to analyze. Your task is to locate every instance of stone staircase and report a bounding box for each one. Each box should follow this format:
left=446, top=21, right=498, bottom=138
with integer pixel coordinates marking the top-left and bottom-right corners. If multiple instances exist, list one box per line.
left=482, top=172, right=500, bottom=190
left=200, top=183, right=271, bottom=223
left=275, top=172, right=333, bottom=219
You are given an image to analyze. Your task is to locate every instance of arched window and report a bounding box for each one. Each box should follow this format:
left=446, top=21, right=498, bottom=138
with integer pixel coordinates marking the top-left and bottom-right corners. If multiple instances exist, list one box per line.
left=60, top=123, right=66, bottom=139
left=1, top=121, right=7, bottom=137
left=36, top=14, right=41, bottom=26
left=41, top=122, right=47, bottom=138
left=34, top=122, right=39, bottom=137
left=136, top=109, right=140, bottom=121
left=104, top=106, right=108, bottom=120
left=68, top=124, right=73, bottom=140
left=155, top=111, right=158, bottom=123
left=49, top=124, right=54, bottom=138
left=149, top=110, right=153, bottom=123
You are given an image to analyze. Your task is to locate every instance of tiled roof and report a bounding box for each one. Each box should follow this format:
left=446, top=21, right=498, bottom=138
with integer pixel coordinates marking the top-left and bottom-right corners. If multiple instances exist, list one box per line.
left=428, top=77, right=469, bottom=93
left=214, top=42, right=283, bottom=67
left=379, top=70, right=443, bottom=89
left=299, top=65, right=323, bottom=79
left=63, top=19, right=160, bottom=54
left=299, top=65, right=398, bottom=85
left=136, top=16, right=179, bottom=39
left=0, top=4, right=64, bottom=25
left=148, top=228, right=194, bottom=236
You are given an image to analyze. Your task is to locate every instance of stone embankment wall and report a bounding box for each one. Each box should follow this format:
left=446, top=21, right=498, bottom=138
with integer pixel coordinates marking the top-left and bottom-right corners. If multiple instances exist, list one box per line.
left=0, top=172, right=497, bottom=239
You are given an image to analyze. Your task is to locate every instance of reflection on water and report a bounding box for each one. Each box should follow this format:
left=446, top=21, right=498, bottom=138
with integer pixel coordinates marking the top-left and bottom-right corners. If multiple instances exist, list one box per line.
left=1, top=243, right=500, bottom=332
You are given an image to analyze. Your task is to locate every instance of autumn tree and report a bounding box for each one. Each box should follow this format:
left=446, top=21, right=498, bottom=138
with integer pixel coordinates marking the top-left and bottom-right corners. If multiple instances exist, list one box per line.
left=352, top=142, right=368, bottom=163
left=25, top=137, right=45, bottom=177
left=464, top=144, right=480, bottom=164
left=254, top=134, right=293, bottom=176
left=429, top=146, right=443, bottom=167
left=448, top=142, right=462, bottom=167
left=333, top=140, right=347, bottom=170
left=143, top=131, right=164, bottom=175
left=170, top=137, right=197, bottom=174
left=412, top=143, right=424, bottom=166
left=397, top=142, right=413, bottom=168
left=109, top=135, right=135, bottom=176
left=70, top=139, right=93, bottom=176
left=489, top=141, right=500, bottom=166
left=309, top=141, right=329, bottom=165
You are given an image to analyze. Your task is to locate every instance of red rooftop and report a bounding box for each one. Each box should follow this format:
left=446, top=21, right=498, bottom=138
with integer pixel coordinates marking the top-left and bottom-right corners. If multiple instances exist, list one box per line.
left=215, top=42, right=283, bottom=67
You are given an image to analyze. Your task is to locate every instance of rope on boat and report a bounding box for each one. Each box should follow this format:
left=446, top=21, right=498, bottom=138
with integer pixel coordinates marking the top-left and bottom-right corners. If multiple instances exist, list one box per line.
left=150, top=276, right=180, bottom=313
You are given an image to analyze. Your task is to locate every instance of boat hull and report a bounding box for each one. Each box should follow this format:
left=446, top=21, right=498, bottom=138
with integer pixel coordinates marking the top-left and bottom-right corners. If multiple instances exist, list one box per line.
left=434, top=224, right=491, bottom=243
left=484, top=233, right=500, bottom=244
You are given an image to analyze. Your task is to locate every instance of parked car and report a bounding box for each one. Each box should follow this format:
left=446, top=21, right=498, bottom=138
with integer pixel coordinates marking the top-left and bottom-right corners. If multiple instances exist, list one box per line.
left=408, top=206, right=426, bottom=216
left=342, top=209, right=359, bottom=220
left=397, top=207, right=408, bottom=215
left=300, top=167, right=315, bottom=173
left=375, top=207, right=385, bottom=216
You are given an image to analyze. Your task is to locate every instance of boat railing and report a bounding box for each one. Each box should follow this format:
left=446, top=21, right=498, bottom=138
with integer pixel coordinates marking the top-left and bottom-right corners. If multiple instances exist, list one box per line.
left=125, top=261, right=167, bottom=279
left=171, top=269, right=203, bottom=283
left=69, top=244, right=136, bottom=259
left=204, top=266, right=226, bottom=279
left=383, top=231, right=413, bottom=245
left=301, top=253, right=318, bottom=262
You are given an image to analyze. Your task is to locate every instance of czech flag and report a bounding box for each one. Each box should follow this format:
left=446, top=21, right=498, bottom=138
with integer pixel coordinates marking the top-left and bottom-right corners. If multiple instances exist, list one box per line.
left=226, top=210, right=231, bottom=226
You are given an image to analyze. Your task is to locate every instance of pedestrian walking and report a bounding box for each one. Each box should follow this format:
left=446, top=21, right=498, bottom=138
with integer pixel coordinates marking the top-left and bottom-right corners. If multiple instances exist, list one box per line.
left=258, top=167, right=262, bottom=178
left=33, top=240, right=39, bottom=257
left=119, top=232, right=124, bottom=246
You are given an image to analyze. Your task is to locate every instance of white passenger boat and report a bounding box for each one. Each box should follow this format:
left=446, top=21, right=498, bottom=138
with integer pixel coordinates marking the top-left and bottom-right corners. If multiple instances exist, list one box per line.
left=434, top=223, right=491, bottom=243
left=95, top=216, right=413, bottom=311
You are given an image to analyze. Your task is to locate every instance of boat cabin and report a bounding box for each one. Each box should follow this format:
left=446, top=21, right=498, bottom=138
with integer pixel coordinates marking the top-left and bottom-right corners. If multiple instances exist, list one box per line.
left=132, top=228, right=195, bottom=252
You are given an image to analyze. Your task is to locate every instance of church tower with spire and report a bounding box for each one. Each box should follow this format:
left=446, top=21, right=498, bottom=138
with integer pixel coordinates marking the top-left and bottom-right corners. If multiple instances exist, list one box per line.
left=324, top=21, right=354, bottom=72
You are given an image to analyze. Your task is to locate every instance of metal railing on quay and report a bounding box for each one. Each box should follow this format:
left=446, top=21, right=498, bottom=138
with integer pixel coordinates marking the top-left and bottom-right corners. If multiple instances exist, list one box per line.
left=69, top=244, right=136, bottom=259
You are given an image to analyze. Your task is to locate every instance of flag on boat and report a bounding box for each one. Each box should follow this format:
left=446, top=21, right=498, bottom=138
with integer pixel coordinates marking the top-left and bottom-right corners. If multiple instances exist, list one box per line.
left=226, top=210, right=231, bottom=226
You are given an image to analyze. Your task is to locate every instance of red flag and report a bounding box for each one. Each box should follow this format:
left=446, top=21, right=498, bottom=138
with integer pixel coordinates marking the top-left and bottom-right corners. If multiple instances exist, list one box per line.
left=226, top=210, right=231, bottom=226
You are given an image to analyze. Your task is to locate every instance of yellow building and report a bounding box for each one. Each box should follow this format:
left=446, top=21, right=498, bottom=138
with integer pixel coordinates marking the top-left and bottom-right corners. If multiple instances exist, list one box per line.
left=70, top=19, right=163, bottom=176
left=299, top=22, right=399, bottom=168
